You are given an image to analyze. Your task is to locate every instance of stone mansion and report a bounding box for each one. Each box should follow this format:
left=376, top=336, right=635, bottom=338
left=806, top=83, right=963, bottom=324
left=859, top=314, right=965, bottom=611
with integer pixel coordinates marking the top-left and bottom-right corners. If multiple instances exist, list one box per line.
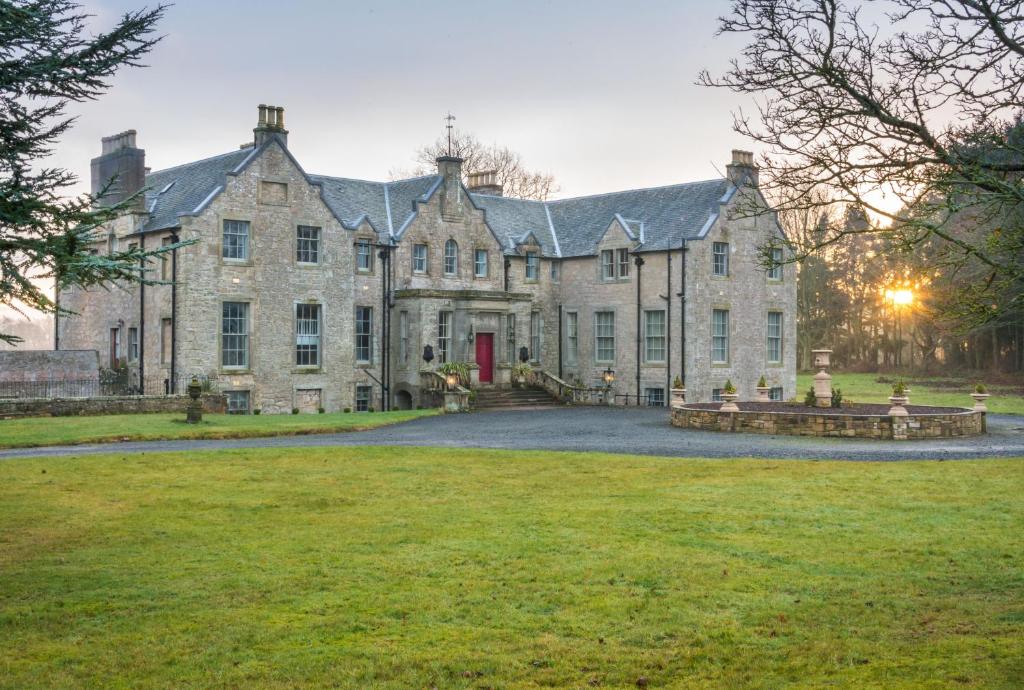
left=57, top=105, right=796, bottom=413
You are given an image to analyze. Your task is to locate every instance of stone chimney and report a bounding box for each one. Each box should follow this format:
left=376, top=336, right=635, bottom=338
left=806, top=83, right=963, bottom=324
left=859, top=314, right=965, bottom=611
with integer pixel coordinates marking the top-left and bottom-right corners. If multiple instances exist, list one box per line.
left=437, top=155, right=465, bottom=221
left=726, top=149, right=758, bottom=187
left=91, top=130, right=146, bottom=209
left=466, top=170, right=502, bottom=197
left=254, top=104, right=288, bottom=147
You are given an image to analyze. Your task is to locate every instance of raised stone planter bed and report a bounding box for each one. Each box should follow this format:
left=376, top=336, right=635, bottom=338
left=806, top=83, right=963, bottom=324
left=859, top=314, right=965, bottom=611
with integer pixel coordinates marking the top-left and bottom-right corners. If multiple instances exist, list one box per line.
left=671, top=401, right=984, bottom=440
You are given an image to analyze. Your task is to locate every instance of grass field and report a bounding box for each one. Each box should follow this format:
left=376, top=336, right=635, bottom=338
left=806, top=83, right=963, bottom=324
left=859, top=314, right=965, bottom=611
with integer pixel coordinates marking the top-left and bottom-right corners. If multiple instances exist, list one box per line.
left=0, top=409, right=436, bottom=449
left=1, top=447, right=1021, bottom=688
left=797, top=371, right=1024, bottom=415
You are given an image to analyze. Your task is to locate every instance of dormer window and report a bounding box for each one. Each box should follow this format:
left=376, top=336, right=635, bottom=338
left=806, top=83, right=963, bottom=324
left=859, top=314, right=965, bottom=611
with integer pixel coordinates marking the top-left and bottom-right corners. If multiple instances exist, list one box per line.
left=525, top=251, right=539, bottom=281
left=617, top=248, right=630, bottom=278
left=444, top=239, right=459, bottom=275
left=601, top=248, right=630, bottom=281
left=356, top=239, right=373, bottom=273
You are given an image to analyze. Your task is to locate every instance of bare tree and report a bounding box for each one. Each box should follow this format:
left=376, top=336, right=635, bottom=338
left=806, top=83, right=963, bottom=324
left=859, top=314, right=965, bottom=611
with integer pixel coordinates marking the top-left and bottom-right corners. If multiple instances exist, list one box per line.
left=392, top=131, right=559, bottom=201
left=699, top=0, right=1024, bottom=326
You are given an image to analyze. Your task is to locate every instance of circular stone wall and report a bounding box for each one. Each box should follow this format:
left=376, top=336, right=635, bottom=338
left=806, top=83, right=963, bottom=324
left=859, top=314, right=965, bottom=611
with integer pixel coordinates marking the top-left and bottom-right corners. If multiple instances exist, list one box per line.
left=670, top=402, right=985, bottom=440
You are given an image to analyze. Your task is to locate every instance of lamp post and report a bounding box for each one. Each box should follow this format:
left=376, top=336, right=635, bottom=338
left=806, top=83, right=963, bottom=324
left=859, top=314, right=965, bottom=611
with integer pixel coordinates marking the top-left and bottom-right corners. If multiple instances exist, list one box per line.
left=602, top=367, right=615, bottom=405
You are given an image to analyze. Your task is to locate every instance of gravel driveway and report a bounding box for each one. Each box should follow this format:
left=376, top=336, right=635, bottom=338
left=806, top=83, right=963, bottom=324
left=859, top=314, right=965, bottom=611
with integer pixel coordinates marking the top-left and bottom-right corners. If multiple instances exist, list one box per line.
left=2, top=407, right=1023, bottom=461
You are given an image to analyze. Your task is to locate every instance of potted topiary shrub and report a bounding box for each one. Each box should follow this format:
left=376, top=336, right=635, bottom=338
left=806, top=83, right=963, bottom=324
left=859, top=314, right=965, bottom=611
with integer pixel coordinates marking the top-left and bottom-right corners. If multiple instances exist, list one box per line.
left=888, top=379, right=909, bottom=416
left=756, top=375, right=770, bottom=402
left=720, top=379, right=739, bottom=412
left=512, top=362, right=532, bottom=388
left=670, top=375, right=686, bottom=407
left=971, top=383, right=990, bottom=412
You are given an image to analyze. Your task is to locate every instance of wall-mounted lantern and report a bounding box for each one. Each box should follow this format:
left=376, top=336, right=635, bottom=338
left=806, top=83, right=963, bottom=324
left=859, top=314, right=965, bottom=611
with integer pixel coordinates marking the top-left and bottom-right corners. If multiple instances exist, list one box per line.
left=422, top=344, right=434, bottom=365
left=467, top=323, right=475, bottom=344
left=518, top=346, right=529, bottom=363
left=602, top=367, right=615, bottom=386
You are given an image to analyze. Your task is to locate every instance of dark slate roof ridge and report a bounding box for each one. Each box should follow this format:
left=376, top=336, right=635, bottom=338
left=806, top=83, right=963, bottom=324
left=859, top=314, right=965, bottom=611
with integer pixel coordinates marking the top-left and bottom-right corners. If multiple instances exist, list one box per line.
left=306, top=172, right=438, bottom=187
left=547, top=177, right=726, bottom=205
left=145, top=146, right=254, bottom=179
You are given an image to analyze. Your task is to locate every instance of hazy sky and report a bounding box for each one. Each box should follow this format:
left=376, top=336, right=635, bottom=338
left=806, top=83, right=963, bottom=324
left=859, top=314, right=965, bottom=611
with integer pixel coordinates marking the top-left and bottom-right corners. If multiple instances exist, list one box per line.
left=7, top=0, right=753, bottom=328
left=57, top=0, right=751, bottom=197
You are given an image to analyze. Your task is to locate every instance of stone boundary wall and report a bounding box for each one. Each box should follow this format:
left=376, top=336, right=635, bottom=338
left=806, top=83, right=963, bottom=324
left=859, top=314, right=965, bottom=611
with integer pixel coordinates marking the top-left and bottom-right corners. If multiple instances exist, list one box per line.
left=670, top=405, right=985, bottom=440
left=0, top=350, right=98, bottom=383
left=0, top=393, right=227, bottom=419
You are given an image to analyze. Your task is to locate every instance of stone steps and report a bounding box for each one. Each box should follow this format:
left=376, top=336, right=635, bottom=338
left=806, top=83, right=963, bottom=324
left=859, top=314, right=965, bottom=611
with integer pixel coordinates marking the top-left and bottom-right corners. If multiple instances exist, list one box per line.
left=473, top=387, right=560, bottom=410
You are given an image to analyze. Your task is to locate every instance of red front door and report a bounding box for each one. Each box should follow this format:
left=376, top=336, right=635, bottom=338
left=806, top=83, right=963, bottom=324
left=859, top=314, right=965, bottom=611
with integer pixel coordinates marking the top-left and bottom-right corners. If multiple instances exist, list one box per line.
left=475, top=333, right=494, bottom=383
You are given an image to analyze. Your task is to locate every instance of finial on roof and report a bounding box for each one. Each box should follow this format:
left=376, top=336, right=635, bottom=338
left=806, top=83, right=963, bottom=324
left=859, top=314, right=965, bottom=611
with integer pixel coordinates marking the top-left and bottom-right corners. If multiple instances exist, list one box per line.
left=445, top=112, right=456, bottom=156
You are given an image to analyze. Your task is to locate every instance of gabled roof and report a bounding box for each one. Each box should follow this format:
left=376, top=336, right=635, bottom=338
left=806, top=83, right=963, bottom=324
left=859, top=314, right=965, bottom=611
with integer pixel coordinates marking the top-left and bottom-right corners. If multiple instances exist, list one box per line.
left=143, top=147, right=257, bottom=232
left=139, top=142, right=738, bottom=257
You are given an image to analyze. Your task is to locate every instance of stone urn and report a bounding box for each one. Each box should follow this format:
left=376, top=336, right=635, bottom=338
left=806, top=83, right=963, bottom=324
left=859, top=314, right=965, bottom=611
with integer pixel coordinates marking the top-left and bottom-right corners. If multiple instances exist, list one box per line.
left=756, top=385, right=770, bottom=403
left=971, top=392, right=990, bottom=413
left=185, top=376, right=203, bottom=424
left=670, top=387, right=686, bottom=408
left=888, top=395, right=909, bottom=417
left=720, top=391, right=740, bottom=413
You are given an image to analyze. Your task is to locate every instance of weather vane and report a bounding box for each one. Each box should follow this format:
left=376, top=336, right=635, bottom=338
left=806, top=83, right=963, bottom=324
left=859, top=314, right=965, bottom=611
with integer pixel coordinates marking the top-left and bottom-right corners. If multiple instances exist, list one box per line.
left=445, top=112, right=456, bottom=156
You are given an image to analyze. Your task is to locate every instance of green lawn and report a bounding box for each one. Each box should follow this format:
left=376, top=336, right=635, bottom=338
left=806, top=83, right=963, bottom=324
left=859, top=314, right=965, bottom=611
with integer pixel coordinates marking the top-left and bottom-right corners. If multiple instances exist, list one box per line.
left=797, top=371, right=1024, bottom=415
left=1, top=447, right=1021, bottom=689
left=0, top=409, right=437, bottom=449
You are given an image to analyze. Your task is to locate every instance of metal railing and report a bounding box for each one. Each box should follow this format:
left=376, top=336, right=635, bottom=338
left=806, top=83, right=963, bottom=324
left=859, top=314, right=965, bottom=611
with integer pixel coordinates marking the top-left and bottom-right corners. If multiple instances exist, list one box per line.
left=0, top=373, right=214, bottom=400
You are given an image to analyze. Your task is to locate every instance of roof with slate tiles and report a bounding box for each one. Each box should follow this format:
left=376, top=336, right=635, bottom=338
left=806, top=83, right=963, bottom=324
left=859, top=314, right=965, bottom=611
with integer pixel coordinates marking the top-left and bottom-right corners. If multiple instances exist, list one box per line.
left=138, top=139, right=741, bottom=257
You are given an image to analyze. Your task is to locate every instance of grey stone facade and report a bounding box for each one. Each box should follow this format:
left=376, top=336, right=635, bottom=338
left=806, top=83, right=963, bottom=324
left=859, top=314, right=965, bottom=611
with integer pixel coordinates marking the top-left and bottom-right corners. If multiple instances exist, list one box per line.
left=57, top=105, right=795, bottom=413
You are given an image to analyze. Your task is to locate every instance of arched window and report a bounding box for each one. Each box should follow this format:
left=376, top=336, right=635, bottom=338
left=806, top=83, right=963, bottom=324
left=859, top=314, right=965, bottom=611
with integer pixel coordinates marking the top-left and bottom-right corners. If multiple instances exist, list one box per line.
left=444, top=239, right=458, bottom=275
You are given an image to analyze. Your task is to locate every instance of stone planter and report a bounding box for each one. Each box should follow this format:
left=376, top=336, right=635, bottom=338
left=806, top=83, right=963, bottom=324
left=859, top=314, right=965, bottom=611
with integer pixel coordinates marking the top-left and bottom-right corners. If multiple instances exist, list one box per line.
left=720, top=392, right=739, bottom=413
left=670, top=387, right=686, bottom=408
left=756, top=386, right=770, bottom=403
left=971, top=392, right=990, bottom=412
left=888, top=395, right=909, bottom=417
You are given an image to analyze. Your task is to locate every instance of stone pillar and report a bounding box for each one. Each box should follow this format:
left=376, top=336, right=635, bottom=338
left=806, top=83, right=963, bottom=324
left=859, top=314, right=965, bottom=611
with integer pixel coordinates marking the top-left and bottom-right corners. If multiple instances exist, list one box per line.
left=811, top=349, right=833, bottom=408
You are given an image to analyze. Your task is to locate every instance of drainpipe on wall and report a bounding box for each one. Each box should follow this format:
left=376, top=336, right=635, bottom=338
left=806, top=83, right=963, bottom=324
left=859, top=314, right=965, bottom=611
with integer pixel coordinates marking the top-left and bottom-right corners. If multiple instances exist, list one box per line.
left=557, top=304, right=563, bottom=379
left=53, top=273, right=60, bottom=351
left=634, top=252, right=645, bottom=406
left=665, top=249, right=672, bottom=396
left=170, top=232, right=178, bottom=394
left=503, top=256, right=511, bottom=293
left=678, top=239, right=688, bottom=387
left=138, top=233, right=145, bottom=389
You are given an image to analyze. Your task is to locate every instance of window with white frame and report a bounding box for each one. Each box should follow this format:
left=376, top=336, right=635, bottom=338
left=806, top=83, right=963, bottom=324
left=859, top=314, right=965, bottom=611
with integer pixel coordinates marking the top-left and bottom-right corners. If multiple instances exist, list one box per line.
left=506, top=313, right=516, bottom=364
left=712, top=388, right=723, bottom=402
left=438, top=310, right=451, bottom=363
left=355, top=385, right=371, bottom=412
left=565, top=312, right=578, bottom=365
left=644, top=310, right=666, bottom=363
left=399, top=310, right=409, bottom=364
left=222, top=220, right=250, bottom=260
left=769, top=386, right=784, bottom=401
left=444, top=240, right=458, bottom=275
left=530, top=311, right=541, bottom=361
left=355, top=306, right=372, bottom=363
left=645, top=388, right=665, bottom=407
left=356, top=239, right=373, bottom=272
left=767, top=246, right=784, bottom=280
left=617, top=248, right=630, bottom=278
left=767, top=311, right=783, bottom=363
left=474, top=249, right=488, bottom=277
left=595, top=311, right=615, bottom=362
left=296, top=225, right=320, bottom=264
left=525, top=251, right=539, bottom=280
left=712, top=308, right=729, bottom=363
left=127, top=327, right=138, bottom=362
left=222, top=301, right=249, bottom=368
left=413, top=244, right=428, bottom=273
left=226, top=390, right=250, bottom=414
left=295, top=303, right=321, bottom=367
left=601, top=249, right=615, bottom=280
left=712, top=242, right=729, bottom=276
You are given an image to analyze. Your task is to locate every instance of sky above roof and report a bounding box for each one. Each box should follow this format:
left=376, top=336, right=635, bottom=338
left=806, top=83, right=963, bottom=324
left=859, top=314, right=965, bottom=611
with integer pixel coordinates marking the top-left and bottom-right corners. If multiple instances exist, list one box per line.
left=57, top=0, right=751, bottom=199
